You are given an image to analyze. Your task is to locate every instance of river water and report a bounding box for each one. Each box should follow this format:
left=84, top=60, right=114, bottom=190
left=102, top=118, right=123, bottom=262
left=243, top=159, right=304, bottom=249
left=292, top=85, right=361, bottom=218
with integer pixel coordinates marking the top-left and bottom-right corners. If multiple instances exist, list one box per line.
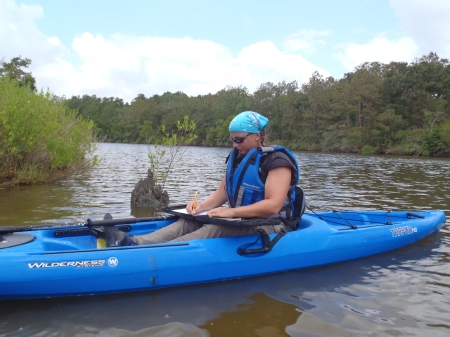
left=0, top=143, right=449, bottom=337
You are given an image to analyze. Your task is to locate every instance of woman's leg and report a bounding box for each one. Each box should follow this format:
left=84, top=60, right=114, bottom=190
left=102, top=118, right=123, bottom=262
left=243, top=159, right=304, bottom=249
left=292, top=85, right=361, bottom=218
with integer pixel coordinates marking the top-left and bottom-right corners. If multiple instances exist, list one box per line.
left=168, top=222, right=289, bottom=242
left=131, top=218, right=202, bottom=244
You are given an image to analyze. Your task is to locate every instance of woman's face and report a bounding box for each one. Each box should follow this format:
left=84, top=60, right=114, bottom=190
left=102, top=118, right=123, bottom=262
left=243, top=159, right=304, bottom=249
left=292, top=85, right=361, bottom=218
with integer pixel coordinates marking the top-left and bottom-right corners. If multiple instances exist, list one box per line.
left=229, top=132, right=260, bottom=155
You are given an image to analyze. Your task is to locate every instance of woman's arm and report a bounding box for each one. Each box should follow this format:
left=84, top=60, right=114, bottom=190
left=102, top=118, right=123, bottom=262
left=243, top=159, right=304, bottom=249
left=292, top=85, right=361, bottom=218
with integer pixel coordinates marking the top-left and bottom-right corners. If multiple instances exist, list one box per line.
left=187, top=175, right=228, bottom=215
left=206, top=166, right=292, bottom=218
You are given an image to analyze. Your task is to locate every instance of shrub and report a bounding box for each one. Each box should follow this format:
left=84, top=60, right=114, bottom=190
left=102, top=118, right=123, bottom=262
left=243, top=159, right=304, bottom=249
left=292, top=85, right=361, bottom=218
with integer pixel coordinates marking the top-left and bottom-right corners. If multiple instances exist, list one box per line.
left=361, top=145, right=374, bottom=154
left=0, top=77, right=96, bottom=186
left=421, top=131, right=446, bottom=157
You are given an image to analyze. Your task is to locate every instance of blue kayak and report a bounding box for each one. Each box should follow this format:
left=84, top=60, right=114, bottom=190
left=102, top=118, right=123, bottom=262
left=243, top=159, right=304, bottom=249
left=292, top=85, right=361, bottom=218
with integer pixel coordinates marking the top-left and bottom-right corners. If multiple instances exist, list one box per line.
left=0, top=210, right=446, bottom=300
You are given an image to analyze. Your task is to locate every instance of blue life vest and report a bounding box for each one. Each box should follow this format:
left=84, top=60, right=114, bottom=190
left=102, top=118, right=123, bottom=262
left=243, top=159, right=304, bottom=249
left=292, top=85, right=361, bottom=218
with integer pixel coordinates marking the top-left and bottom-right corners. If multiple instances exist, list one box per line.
left=225, top=146, right=300, bottom=223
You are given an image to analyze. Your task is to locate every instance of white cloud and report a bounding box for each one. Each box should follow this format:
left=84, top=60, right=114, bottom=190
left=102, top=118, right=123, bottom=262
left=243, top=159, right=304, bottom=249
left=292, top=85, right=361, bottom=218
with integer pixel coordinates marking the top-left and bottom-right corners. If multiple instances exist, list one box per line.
left=334, top=0, right=450, bottom=72
left=0, top=0, right=67, bottom=65
left=282, top=30, right=331, bottom=54
left=390, top=0, right=450, bottom=58
left=0, top=0, right=327, bottom=102
left=333, top=36, right=419, bottom=71
left=236, top=41, right=328, bottom=88
left=47, top=36, right=61, bottom=46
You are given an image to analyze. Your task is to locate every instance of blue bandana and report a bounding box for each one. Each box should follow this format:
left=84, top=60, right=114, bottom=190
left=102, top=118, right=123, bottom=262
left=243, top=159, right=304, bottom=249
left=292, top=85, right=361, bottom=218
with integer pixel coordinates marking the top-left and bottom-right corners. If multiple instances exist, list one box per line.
left=229, top=111, right=269, bottom=133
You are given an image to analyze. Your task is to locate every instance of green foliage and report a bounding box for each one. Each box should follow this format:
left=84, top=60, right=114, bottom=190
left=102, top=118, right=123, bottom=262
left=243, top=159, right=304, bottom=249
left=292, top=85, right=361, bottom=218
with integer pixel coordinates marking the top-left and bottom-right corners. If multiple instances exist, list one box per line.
left=387, top=129, right=424, bottom=155
left=421, top=131, right=446, bottom=156
left=375, top=108, right=403, bottom=148
left=148, top=116, right=197, bottom=190
left=65, top=95, right=126, bottom=141
left=361, top=145, right=374, bottom=154
left=0, top=77, right=96, bottom=186
left=0, top=56, right=36, bottom=91
left=321, top=130, right=343, bottom=152
left=438, top=120, right=450, bottom=147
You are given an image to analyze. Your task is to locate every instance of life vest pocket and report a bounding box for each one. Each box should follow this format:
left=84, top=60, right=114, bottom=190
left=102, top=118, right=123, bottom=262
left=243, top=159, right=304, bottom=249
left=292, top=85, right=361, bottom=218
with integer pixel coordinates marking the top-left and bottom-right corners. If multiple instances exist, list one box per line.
left=241, top=188, right=264, bottom=206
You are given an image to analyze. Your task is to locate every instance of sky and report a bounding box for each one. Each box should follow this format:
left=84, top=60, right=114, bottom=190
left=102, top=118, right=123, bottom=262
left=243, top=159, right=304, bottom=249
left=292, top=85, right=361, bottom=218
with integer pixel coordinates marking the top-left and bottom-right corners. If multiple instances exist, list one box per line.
left=1, top=0, right=450, bottom=102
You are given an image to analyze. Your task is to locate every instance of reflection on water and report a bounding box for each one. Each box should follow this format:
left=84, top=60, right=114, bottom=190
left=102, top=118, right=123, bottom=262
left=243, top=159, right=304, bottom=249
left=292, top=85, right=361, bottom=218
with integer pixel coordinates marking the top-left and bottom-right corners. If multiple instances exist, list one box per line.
left=200, top=292, right=299, bottom=337
left=0, top=143, right=449, bottom=337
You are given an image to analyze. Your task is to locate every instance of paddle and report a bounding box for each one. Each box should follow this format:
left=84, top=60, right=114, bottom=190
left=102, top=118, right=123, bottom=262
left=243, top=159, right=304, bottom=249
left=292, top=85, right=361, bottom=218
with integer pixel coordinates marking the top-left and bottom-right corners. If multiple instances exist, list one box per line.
left=1, top=203, right=284, bottom=235
left=0, top=215, right=177, bottom=235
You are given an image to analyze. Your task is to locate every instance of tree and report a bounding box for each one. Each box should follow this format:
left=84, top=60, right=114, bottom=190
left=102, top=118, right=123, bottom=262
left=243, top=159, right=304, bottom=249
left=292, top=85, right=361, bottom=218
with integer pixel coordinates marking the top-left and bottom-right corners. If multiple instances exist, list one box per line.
left=301, top=72, right=334, bottom=149
left=147, top=115, right=197, bottom=190
left=375, top=109, right=403, bottom=148
left=0, top=56, right=37, bottom=91
left=346, top=63, right=383, bottom=149
left=216, top=85, right=249, bottom=121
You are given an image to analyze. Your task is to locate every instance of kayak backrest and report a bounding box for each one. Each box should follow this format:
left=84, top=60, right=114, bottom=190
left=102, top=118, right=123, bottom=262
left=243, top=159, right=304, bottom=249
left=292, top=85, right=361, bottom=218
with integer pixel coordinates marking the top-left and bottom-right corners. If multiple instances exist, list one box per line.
left=297, top=216, right=315, bottom=230
left=293, top=186, right=306, bottom=218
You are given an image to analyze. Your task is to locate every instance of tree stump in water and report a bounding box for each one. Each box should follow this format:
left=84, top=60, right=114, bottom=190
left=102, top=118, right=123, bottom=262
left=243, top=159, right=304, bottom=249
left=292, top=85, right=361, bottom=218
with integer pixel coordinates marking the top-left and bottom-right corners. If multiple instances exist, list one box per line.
left=131, top=169, right=169, bottom=207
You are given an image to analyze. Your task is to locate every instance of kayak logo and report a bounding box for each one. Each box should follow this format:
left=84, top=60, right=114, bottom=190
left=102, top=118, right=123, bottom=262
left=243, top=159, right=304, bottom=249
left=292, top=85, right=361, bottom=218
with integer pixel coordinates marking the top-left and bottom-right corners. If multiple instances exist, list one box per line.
left=108, top=257, right=119, bottom=267
left=390, top=225, right=417, bottom=237
left=28, top=260, right=106, bottom=269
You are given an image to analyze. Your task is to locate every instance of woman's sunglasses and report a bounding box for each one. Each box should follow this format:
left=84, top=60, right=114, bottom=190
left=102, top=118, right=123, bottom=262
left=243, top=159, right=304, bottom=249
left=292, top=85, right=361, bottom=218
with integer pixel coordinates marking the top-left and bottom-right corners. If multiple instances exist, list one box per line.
left=229, top=133, right=252, bottom=144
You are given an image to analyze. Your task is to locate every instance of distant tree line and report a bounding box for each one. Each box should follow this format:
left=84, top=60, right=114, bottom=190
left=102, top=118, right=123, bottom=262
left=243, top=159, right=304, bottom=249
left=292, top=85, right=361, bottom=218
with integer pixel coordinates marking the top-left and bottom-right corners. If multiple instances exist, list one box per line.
left=65, top=52, right=450, bottom=157
left=2, top=52, right=449, bottom=161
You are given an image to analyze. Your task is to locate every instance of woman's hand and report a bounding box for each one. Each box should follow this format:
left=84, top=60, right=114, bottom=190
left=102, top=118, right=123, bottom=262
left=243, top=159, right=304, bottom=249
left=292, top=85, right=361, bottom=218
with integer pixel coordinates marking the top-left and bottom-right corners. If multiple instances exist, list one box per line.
left=206, top=207, right=235, bottom=218
left=186, top=175, right=228, bottom=215
left=186, top=201, right=207, bottom=215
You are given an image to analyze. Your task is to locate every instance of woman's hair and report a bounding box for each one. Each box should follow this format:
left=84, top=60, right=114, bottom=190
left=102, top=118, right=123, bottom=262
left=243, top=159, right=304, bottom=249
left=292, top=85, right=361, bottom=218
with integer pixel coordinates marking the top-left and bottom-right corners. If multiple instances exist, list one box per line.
left=259, top=129, right=268, bottom=146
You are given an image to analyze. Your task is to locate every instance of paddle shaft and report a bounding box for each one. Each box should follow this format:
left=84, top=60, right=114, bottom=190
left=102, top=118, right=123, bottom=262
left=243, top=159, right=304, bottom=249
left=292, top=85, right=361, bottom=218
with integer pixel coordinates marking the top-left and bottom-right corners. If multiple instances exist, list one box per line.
left=2, top=203, right=287, bottom=235
left=0, top=215, right=177, bottom=234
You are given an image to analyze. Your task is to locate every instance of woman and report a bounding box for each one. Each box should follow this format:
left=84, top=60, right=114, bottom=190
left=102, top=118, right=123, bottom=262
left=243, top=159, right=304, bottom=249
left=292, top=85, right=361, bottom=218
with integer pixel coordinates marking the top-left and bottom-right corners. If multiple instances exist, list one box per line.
left=103, top=111, right=301, bottom=246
